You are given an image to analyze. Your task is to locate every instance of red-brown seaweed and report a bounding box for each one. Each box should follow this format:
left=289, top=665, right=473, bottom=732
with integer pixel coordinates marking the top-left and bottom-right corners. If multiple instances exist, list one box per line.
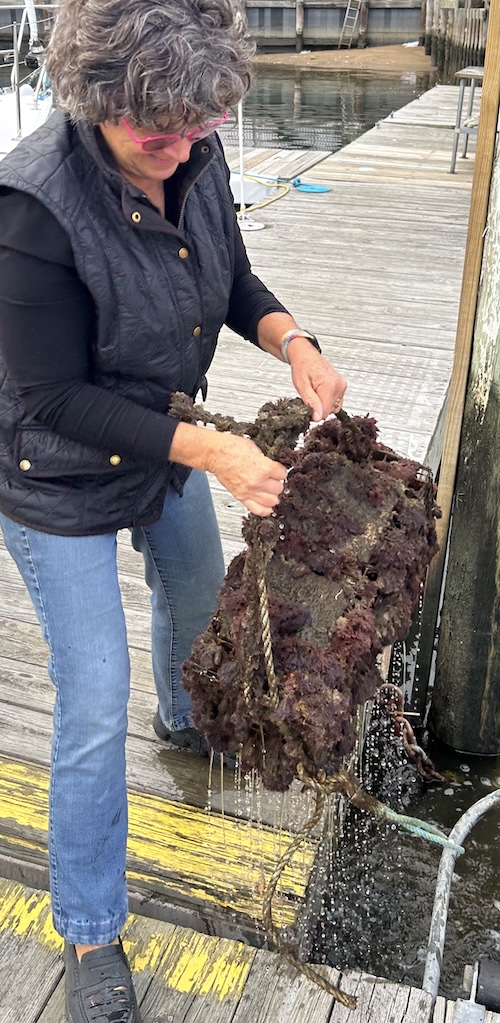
left=174, top=395, right=440, bottom=792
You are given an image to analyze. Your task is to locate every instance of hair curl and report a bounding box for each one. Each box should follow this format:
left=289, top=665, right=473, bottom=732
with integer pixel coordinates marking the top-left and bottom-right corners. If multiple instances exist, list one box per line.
left=46, top=0, right=254, bottom=127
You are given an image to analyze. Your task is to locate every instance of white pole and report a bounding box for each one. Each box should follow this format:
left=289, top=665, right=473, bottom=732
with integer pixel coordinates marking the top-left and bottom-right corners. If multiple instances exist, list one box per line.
left=13, top=21, right=22, bottom=139
left=24, top=0, right=39, bottom=45
left=237, top=100, right=246, bottom=214
left=236, top=100, right=265, bottom=231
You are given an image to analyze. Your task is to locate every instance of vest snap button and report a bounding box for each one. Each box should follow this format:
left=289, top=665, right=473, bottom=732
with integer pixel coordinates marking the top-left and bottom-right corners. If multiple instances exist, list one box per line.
left=201, top=145, right=210, bottom=154
left=193, top=325, right=202, bottom=337
left=19, top=459, right=32, bottom=471
left=109, top=454, right=122, bottom=466
left=178, top=247, right=189, bottom=259
left=131, top=211, right=141, bottom=224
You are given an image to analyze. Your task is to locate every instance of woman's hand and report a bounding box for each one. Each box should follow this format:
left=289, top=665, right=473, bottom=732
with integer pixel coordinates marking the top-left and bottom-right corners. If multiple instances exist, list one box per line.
left=255, top=314, right=347, bottom=422
left=288, top=342, right=347, bottom=422
left=169, top=423, right=287, bottom=517
left=207, top=433, right=287, bottom=516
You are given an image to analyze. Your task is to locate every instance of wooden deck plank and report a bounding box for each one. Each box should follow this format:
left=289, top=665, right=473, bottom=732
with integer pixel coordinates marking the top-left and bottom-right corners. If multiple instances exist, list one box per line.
left=140, top=928, right=256, bottom=1023
left=2, top=875, right=472, bottom=1023
left=222, top=145, right=332, bottom=180
left=0, top=880, right=63, bottom=1023
left=2, top=876, right=499, bottom=1023
left=230, top=948, right=341, bottom=1023
left=0, top=756, right=314, bottom=936
left=387, top=85, right=481, bottom=129
left=433, top=995, right=448, bottom=1023
left=404, top=985, right=434, bottom=1022
left=304, top=87, right=479, bottom=187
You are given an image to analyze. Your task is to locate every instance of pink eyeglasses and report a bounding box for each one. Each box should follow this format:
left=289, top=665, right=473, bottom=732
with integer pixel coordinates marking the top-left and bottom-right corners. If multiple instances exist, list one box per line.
left=121, top=112, right=228, bottom=152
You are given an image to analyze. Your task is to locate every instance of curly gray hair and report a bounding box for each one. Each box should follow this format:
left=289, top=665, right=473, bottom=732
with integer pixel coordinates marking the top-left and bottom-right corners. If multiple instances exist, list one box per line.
left=46, top=0, right=254, bottom=127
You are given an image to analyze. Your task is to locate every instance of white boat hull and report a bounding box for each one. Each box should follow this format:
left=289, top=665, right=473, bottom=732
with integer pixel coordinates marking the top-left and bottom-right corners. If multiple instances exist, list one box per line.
left=0, top=84, right=53, bottom=160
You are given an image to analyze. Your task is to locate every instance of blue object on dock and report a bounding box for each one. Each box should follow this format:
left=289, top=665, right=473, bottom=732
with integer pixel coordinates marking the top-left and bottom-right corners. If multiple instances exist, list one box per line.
left=292, top=178, right=330, bottom=193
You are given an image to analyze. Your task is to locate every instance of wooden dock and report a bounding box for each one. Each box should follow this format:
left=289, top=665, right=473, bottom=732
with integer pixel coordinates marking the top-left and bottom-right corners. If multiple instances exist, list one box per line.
left=4, top=876, right=500, bottom=1023
left=0, top=84, right=492, bottom=1020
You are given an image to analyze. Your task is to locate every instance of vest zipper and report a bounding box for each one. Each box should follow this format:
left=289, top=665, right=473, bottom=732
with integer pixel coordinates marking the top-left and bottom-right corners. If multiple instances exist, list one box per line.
left=177, top=152, right=216, bottom=232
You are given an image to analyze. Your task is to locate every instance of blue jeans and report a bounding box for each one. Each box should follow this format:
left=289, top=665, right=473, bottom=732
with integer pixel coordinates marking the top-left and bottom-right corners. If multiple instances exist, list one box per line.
left=0, top=470, right=224, bottom=944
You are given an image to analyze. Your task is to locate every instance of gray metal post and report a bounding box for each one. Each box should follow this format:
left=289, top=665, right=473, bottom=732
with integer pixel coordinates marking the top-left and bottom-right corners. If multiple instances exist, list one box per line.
left=422, top=791, right=500, bottom=1004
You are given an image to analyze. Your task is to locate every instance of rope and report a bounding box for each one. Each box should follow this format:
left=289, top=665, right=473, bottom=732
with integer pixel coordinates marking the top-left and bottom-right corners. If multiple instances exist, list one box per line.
left=241, top=174, right=290, bottom=213
left=296, top=765, right=464, bottom=854
left=262, top=786, right=357, bottom=1010
left=252, top=541, right=357, bottom=1007
left=256, top=558, right=279, bottom=710
left=259, top=759, right=463, bottom=1009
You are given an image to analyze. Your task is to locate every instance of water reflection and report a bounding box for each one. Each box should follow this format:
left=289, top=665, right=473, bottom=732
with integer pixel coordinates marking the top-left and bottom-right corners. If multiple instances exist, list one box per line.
left=220, top=68, right=437, bottom=152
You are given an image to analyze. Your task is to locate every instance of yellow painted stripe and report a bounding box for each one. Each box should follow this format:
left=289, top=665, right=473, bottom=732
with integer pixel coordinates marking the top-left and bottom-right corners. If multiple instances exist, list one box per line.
left=0, top=878, right=61, bottom=951
left=156, top=929, right=255, bottom=999
left=0, top=877, right=254, bottom=1001
left=0, top=756, right=314, bottom=928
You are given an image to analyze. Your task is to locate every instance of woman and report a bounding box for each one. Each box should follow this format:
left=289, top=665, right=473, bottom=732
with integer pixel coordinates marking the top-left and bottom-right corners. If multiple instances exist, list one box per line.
left=0, top=1, right=346, bottom=1020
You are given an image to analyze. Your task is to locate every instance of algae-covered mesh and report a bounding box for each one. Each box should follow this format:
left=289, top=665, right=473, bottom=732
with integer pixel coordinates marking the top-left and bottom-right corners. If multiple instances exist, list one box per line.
left=176, top=395, right=440, bottom=792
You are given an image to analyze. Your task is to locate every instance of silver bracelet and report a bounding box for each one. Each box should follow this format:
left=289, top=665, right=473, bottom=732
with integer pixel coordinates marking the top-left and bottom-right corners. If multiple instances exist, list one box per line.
left=280, top=329, right=321, bottom=364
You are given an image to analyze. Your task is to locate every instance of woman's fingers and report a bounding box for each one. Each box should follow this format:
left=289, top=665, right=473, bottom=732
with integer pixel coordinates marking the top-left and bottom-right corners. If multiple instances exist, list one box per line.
left=289, top=349, right=347, bottom=421
left=209, top=435, right=287, bottom=516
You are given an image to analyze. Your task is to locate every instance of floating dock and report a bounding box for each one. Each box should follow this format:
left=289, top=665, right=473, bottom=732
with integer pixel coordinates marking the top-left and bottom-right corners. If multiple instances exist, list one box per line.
left=0, top=83, right=494, bottom=1020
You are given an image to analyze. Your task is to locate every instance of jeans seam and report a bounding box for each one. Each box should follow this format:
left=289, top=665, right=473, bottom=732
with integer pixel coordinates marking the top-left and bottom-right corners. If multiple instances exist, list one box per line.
left=141, top=531, right=179, bottom=724
left=18, top=526, right=63, bottom=923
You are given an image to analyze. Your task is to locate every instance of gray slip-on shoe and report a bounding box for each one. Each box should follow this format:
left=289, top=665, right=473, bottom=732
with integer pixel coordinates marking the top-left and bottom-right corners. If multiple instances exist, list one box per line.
left=152, top=709, right=237, bottom=769
left=64, top=938, right=141, bottom=1023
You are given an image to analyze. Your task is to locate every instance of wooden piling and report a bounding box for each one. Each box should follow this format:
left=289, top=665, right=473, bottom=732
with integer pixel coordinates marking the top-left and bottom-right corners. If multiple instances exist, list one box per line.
left=420, top=0, right=427, bottom=47
left=295, top=0, right=304, bottom=53
left=419, top=1, right=500, bottom=750
left=425, top=0, right=433, bottom=54
left=358, top=1, right=369, bottom=48
left=429, top=0, right=439, bottom=68
left=430, top=137, right=500, bottom=753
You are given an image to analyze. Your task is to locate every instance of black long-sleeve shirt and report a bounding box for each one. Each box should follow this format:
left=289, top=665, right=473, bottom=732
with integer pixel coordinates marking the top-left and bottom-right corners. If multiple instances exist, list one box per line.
left=0, top=185, right=287, bottom=465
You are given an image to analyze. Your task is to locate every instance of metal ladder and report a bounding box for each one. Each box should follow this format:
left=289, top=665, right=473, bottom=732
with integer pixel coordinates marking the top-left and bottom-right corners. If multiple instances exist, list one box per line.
left=338, top=0, right=362, bottom=48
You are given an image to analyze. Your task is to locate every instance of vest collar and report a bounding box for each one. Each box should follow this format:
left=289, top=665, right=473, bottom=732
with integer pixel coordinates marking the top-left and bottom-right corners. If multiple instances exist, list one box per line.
left=76, top=119, right=216, bottom=232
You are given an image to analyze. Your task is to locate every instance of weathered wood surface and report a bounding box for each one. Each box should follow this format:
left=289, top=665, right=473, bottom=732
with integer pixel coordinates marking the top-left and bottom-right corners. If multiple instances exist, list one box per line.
left=0, top=85, right=476, bottom=933
left=223, top=146, right=332, bottom=180
left=0, top=753, right=315, bottom=941
left=419, top=16, right=500, bottom=743
left=5, top=876, right=490, bottom=1023
left=304, top=85, right=480, bottom=185
left=430, top=142, right=500, bottom=750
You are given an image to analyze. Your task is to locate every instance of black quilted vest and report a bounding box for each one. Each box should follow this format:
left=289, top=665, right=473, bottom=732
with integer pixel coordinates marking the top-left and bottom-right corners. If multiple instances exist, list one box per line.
left=0, top=112, right=236, bottom=534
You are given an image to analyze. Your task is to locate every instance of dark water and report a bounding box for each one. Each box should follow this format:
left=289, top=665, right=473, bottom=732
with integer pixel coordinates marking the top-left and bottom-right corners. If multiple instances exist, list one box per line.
left=312, top=722, right=500, bottom=1000
left=219, top=66, right=438, bottom=152
left=2, top=63, right=438, bottom=155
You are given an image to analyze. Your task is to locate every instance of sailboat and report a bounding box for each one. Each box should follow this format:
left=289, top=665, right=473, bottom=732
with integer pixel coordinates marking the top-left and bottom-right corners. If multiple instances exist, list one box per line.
left=0, top=0, right=54, bottom=160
